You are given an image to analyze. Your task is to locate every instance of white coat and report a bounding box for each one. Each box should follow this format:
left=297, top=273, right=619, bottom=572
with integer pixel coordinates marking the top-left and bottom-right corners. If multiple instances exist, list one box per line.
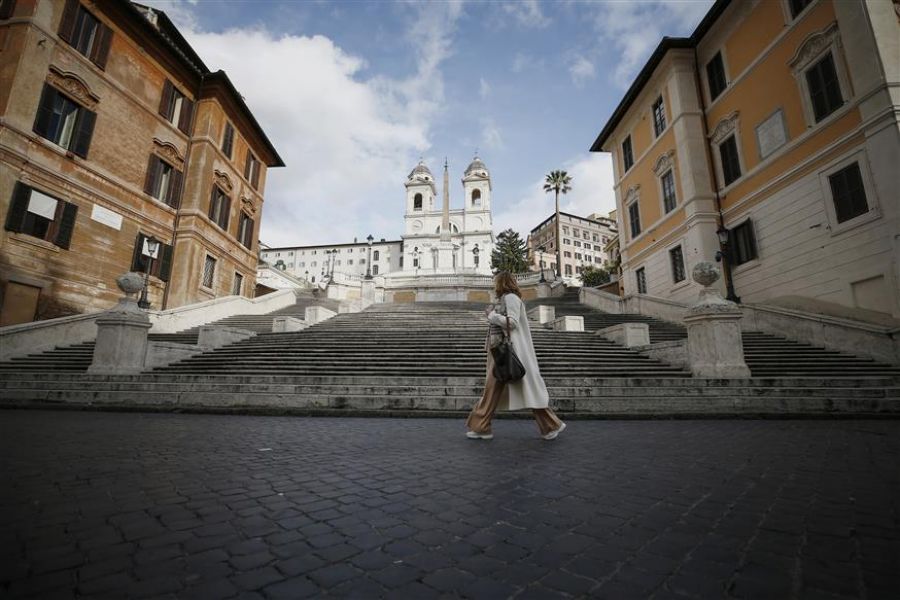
left=487, top=293, right=550, bottom=411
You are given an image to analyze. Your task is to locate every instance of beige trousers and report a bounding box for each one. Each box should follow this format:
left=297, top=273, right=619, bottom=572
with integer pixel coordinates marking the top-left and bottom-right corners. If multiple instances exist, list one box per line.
left=466, top=353, right=562, bottom=436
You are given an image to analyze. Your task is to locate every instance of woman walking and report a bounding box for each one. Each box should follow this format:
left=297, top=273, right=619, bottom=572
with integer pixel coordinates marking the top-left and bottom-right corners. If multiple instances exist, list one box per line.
left=466, top=272, right=566, bottom=440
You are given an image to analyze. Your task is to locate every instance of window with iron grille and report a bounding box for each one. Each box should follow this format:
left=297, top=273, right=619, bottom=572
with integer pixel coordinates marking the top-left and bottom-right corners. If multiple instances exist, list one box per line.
left=652, top=96, right=666, bottom=136
left=661, top=170, right=677, bottom=213
left=828, top=163, right=869, bottom=224
left=636, top=267, right=647, bottom=294
left=730, top=220, right=758, bottom=266
left=706, top=52, right=727, bottom=100
left=202, top=255, right=216, bottom=288
left=719, top=135, right=741, bottom=186
left=622, top=136, right=634, bottom=171
left=628, top=201, right=641, bottom=238
left=232, top=273, right=243, bottom=296
left=669, top=246, right=685, bottom=283
left=806, top=53, right=843, bottom=123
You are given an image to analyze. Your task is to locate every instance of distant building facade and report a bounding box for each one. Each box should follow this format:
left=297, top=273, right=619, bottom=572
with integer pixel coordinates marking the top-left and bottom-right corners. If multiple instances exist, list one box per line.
left=527, top=211, right=617, bottom=282
left=260, top=239, right=402, bottom=283
left=591, top=0, right=899, bottom=317
left=0, top=0, right=282, bottom=325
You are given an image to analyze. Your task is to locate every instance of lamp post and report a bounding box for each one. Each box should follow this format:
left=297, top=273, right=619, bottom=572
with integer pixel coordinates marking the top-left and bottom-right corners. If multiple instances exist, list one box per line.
left=538, top=245, right=546, bottom=283
left=137, top=235, right=160, bottom=310
left=413, top=247, right=420, bottom=275
left=365, top=234, right=374, bottom=279
left=472, top=244, right=479, bottom=270
left=304, top=270, right=309, bottom=286
left=329, top=248, right=336, bottom=279
left=715, top=224, right=741, bottom=303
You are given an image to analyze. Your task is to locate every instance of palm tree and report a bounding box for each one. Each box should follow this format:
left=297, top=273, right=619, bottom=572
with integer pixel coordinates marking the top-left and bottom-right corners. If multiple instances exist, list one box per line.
left=543, top=170, right=572, bottom=280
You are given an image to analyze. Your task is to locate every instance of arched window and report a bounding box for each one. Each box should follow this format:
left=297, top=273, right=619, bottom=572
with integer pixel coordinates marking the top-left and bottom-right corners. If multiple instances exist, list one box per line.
left=471, top=189, right=481, bottom=206
left=413, top=193, right=422, bottom=210
left=373, top=265, right=379, bottom=275
left=373, top=250, right=380, bottom=261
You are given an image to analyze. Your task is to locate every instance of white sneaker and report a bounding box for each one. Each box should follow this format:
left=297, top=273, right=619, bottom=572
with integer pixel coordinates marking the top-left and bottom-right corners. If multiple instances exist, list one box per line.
left=466, top=431, right=494, bottom=440
left=542, top=422, right=566, bottom=441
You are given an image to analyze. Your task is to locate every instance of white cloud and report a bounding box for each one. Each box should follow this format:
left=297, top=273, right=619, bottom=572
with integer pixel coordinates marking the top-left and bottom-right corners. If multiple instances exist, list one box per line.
left=568, top=55, right=595, bottom=87
left=480, top=118, right=503, bottom=150
left=591, top=1, right=712, bottom=88
left=142, top=0, right=463, bottom=247
left=479, top=77, right=491, bottom=99
left=493, top=153, right=617, bottom=238
left=502, top=0, right=551, bottom=28
left=511, top=52, right=543, bottom=73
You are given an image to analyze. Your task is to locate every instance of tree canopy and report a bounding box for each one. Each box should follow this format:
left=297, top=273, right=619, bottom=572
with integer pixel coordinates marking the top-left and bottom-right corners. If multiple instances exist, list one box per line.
left=490, top=229, right=530, bottom=274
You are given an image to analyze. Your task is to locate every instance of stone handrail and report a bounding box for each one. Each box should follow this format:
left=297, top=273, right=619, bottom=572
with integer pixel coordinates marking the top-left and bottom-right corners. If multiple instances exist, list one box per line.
left=0, top=312, right=101, bottom=361
left=148, top=288, right=297, bottom=333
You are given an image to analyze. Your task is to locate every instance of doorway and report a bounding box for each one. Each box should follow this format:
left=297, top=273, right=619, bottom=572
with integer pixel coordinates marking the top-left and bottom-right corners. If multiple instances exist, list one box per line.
left=0, top=281, right=41, bottom=326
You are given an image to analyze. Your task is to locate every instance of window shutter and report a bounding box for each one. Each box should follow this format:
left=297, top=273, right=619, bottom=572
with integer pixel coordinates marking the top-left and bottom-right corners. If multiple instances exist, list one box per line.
left=143, top=155, right=159, bottom=197
left=223, top=196, right=231, bottom=231
left=158, top=80, right=174, bottom=119
left=169, top=169, right=184, bottom=209
left=0, top=0, right=16, bottom=19
left=33, top=84, right=58, bottom=139
left=131, top=233, right=145, bottom=271
left=244, top=152, right=252, bottom=180
left=54, top=201, right=78, bottom=249
left=58, top=0, right=79, bottom=43
left=208, top=186, right=218, bottom=220
left=71, top=108, right=96, bottom=158
left=158, top=243, right=173, bottom=282
left=90, top=23, right=113, bottom=69
left=251, top=161, right=260, bottom=188
left=177, top=97, right=193, bottom=134
left=4, top=182, right=31, bottom=233
left=222, top=123, right=234, bottom=157
left=244, top=216, right=255, bottom=248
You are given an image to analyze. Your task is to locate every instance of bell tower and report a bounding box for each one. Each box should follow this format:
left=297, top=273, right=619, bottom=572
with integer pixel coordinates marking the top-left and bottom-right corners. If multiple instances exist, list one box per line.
left=404, top=160, right=436, bottom=217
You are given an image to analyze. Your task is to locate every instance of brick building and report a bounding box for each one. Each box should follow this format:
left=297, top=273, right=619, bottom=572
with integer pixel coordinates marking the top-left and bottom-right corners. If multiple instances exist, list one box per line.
left=590, top=0, right=898, bottom=317
left=0, top=0, right=283, bottom=325
left=527, top=211, right=617, bottom=282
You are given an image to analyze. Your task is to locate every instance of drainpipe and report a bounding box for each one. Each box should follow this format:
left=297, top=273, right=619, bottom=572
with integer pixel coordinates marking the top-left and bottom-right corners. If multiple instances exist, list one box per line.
left=162, top=71, right=205, bottom=310
left=693, top=48, right=739, bottom=303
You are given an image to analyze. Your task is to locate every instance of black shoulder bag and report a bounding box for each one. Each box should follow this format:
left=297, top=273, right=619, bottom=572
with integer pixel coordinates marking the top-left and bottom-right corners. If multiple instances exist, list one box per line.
left=491, top=305, right=526, bottom=383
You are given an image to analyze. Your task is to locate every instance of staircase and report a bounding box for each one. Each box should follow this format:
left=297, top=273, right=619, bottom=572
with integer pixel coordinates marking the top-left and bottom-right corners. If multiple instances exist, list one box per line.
left=533, top=288, right=900, bottom=378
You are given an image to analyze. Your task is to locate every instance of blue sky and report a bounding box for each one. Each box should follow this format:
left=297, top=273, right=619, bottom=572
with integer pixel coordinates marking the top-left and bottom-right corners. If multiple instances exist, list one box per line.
left=145, top=0, right=713, bottom=247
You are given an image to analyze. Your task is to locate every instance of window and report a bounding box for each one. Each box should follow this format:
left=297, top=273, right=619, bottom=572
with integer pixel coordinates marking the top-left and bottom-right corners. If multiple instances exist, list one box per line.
left=636, top=267, right=647, bottom=294
left=208, top=186, right=230, bottom=230
left=129, top=233, right=173, bottom=281
left=828, top=163, right=869, bottom=224
left=730, top=220, right=758, bottom=266
left=564, top=251, right=572, bottom=258
left=244, top=151, right=261, bottom=188
left=562, top=226, right=569, bottom=235
left=592, top=234, right=599, bottom=242
left=628, top=202, right=641, bottom=238
left=202, top=255, right=216, bottom=288
left=4, top=183, right=78, bottom=249
left=58, top=0, right=112, bottom=69
left=565, top=265, right=572, bottom=276
left=669, top=246, right=685, bottom=283
left=471, top=189, right=481, bottom=206
left=232, top=273, right=243, bottom=296
left=33, top=84, right=96, bottom=158
left=143, top=155, right=183, bottom=208
left=806, top=53, right=843, bottom=123
left=413, top=193, right=423, bottom=211
left=719, top=135, right=741, bottom=186
left=574, top=241, right=581, bottom=248
left=706, top=52, right=727, bottom=101
left=158, top=80, right=193, bottom=134
left=0, top=0, right=15, bottom=19
left=221, top=122, right=235, bottom=159
left=575, top=253, right=582, bottom=260
left=622, top=136, right=634, bottom=171
left=789, top=0, right=813, bottom=18
left=652, top=96, right=666, bottom=136
left=373, top=265, right=379, bottom=275
left=661, top=170, right=677, bottom=213
left=238, top=212, right=254, bottom=249
left=373, top=250, right=380, bottom=261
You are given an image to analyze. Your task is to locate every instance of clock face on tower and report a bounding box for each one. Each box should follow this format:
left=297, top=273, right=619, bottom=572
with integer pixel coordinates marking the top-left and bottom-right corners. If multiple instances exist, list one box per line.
left=412, top=220, right=423, bottom=232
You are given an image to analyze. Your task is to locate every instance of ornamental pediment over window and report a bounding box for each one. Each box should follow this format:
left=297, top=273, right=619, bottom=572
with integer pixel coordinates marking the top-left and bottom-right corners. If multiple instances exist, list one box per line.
left=47, top=66, right=99, bottom=109
left=240, top=196, right=256, bottom=214
left=788, top=22, right=841, bottom=71
left=152, top=138, right=185, bottom=169
left=624, top=184, right=640, bottom=204
left=708, top=111, right=740, bottom=145
left=213, top=169, right=234, bottom=192
left=652, top=150, right=676, bottom=177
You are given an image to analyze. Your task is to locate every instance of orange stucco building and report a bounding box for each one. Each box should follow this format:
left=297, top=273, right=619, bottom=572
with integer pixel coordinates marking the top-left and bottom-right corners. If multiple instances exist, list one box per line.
left=591, top=0, right=899, bottom=319
left=0, top=0, right=283, bottom=325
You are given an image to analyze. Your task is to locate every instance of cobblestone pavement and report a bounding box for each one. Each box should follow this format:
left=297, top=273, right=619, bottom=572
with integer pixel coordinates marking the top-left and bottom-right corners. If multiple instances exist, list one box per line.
left=1, top=411, right=898, bottom=599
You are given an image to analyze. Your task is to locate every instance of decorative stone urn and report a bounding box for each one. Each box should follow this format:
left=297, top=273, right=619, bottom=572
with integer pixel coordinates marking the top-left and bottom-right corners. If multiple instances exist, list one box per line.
left=88, top=272, right=152, bottom=374
left=683, top=261, right=751, bottom=378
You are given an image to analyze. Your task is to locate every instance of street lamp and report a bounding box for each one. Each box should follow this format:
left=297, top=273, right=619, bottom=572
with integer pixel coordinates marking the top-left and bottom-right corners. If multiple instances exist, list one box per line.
left=138, top=235, right=161, bottom=310
left=413, top=247, right=420, bottom=274
left=538, top=245, right=546, bottom=283
left=365, top=234, right=374, bottom=279
left=472, top=244, right=479, bottom=270
left=329, top=248, right=336, bottom=278
left=715, top=224, right=741, bottom=303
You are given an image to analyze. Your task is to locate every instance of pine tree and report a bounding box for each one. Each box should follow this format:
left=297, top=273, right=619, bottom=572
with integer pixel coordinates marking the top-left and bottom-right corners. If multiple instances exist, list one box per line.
left=491, top=229, right=530, bottom=273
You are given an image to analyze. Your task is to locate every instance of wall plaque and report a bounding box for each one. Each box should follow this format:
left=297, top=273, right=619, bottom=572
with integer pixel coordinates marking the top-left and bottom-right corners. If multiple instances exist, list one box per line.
left=756, top=109, right=787, bottom=159
left=91, top=204, right=123, bottom=230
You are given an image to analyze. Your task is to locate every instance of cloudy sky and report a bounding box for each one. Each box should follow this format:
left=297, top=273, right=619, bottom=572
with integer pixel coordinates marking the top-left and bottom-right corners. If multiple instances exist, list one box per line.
left=144, top=0, right=712, bottom=248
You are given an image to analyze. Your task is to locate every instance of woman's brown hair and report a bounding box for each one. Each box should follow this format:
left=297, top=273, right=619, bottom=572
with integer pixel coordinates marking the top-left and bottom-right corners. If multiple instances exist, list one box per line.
left=494, top=272, right=522, bottom=299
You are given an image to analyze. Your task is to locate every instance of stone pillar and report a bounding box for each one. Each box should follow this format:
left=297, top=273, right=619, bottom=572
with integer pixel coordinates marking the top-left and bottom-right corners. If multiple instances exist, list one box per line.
left=536, top=282, right=551, bottom=298
left=598, top=322, right=650, bottom=348
left=88, top=273, right=152, bottom=375
left=527, top=305, right=555, bottom=324
left=684, top=262, right=751, bottom=378
left=361, top=278, right=376, bottom=309
left=550, top=316, right=584, bottom=332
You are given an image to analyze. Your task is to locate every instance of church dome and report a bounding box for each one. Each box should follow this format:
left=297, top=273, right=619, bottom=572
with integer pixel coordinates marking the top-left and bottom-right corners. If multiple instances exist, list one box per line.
left=407, top=160, right=434, bottom=182
left=464, top=156, right=489, bottom=177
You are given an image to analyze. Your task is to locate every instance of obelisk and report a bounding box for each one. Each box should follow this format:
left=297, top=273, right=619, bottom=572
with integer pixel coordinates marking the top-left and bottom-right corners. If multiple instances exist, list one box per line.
left=436, top=158, right=455, bottom=272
